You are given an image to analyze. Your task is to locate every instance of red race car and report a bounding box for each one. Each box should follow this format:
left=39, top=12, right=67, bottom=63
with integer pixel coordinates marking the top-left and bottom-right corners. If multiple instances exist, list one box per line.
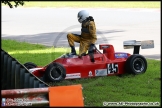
left=23, top=40, right=154, bottom=82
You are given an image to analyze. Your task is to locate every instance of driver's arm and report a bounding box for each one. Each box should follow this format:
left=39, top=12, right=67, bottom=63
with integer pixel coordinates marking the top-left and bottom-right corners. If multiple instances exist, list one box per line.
left=88, top=21, right=97, bottom=44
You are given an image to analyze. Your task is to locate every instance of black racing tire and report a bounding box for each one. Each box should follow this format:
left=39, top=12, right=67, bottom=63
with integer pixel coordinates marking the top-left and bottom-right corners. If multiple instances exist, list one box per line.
left=125, top=54, right=147, bottom=75
left=44, top=62, right=66, bottom=82
left=23, top=62, right=37, bottom=69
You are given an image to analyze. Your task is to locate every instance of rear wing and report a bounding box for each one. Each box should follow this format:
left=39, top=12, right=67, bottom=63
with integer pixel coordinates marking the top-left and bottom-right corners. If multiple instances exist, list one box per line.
left=123, top=40, right=154, bottom=54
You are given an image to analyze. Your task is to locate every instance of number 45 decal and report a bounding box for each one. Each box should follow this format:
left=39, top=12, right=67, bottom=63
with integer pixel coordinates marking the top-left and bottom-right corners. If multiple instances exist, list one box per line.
left=107, top=63, right=119, bottom=74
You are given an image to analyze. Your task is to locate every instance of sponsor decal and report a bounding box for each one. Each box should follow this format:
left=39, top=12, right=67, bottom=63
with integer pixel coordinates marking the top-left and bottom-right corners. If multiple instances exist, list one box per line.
left=65, top=73, right=81, bottom=79
left=115, top=53, right=128, bottom=58
left=88, top=71, right=93, bottom=77
left=95, top=69, right=107, bottom=76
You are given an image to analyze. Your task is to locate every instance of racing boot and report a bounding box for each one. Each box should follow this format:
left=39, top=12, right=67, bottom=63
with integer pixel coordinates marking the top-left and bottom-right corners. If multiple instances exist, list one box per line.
left=69, top=46, right=77, bottom=55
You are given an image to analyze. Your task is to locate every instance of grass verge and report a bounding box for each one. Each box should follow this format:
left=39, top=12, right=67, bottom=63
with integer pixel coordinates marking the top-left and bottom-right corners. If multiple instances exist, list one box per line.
left=1, top=39, right=161, bottom=107
left=2, top=1, right=160, bottom=8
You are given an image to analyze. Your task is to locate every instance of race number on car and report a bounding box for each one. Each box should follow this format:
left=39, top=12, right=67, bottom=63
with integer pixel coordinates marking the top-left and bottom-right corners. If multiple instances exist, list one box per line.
left=107, top=63, right=118, bottom=74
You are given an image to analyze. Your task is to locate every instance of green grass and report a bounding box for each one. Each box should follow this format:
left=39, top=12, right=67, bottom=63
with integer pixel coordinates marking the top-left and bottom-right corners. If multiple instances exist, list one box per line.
left=2, top=1, right=160, bottom=8
left=1, top=39, right=71, bottom=66
left=1, top=39, right=161, bottom=107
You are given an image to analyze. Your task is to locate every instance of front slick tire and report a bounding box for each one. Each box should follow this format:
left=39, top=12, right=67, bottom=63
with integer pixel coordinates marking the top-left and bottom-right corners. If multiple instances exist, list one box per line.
left=125, top=54, right=147, bottom=75
left=44, top=62, right=66, bottom=82
left=23, top=62, right=37, bottom=69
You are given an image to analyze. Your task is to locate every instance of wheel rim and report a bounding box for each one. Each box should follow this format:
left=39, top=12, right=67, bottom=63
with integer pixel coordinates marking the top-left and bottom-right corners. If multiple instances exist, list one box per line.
left=133, top=58, right=145, bottom=73
left=49, top=66, right=62, bottom=80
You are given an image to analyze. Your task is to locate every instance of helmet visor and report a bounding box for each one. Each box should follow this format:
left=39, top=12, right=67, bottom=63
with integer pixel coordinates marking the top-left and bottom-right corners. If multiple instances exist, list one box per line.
left=78, top=15, right=83, bottom=23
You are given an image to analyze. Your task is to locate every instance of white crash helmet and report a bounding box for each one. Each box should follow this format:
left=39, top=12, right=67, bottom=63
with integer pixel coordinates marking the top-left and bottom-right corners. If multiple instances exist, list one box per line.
left=77, top=10, right=89, bottom=23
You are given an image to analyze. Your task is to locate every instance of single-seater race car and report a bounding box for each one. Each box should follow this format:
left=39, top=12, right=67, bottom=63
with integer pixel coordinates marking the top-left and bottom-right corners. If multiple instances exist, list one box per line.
left=24, top=40, right=154, bottom=82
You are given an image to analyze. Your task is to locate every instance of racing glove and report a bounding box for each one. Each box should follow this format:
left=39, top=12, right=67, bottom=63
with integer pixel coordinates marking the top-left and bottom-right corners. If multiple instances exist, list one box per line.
left=79, top=53, right=86, bottom=59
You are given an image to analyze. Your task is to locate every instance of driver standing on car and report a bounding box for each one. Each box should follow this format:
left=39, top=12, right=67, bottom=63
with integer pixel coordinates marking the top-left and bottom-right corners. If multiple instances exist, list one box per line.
left=67, top=10, right=97, bottom=56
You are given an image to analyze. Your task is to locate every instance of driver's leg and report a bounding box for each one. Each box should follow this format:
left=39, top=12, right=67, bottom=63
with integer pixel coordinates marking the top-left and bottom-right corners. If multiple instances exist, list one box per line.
left=79, top=40, right=90, bottom=56
left=67, top=33, right=81, bottom=55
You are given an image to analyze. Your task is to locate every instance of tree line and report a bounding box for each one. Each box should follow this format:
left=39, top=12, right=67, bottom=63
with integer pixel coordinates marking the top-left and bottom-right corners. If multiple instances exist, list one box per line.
left=1, top=1, right=27, bottom=8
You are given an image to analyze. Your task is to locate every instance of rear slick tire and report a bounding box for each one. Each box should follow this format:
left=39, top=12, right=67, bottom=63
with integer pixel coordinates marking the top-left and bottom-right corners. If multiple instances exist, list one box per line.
left=125, top=54, right=147, bottom=75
